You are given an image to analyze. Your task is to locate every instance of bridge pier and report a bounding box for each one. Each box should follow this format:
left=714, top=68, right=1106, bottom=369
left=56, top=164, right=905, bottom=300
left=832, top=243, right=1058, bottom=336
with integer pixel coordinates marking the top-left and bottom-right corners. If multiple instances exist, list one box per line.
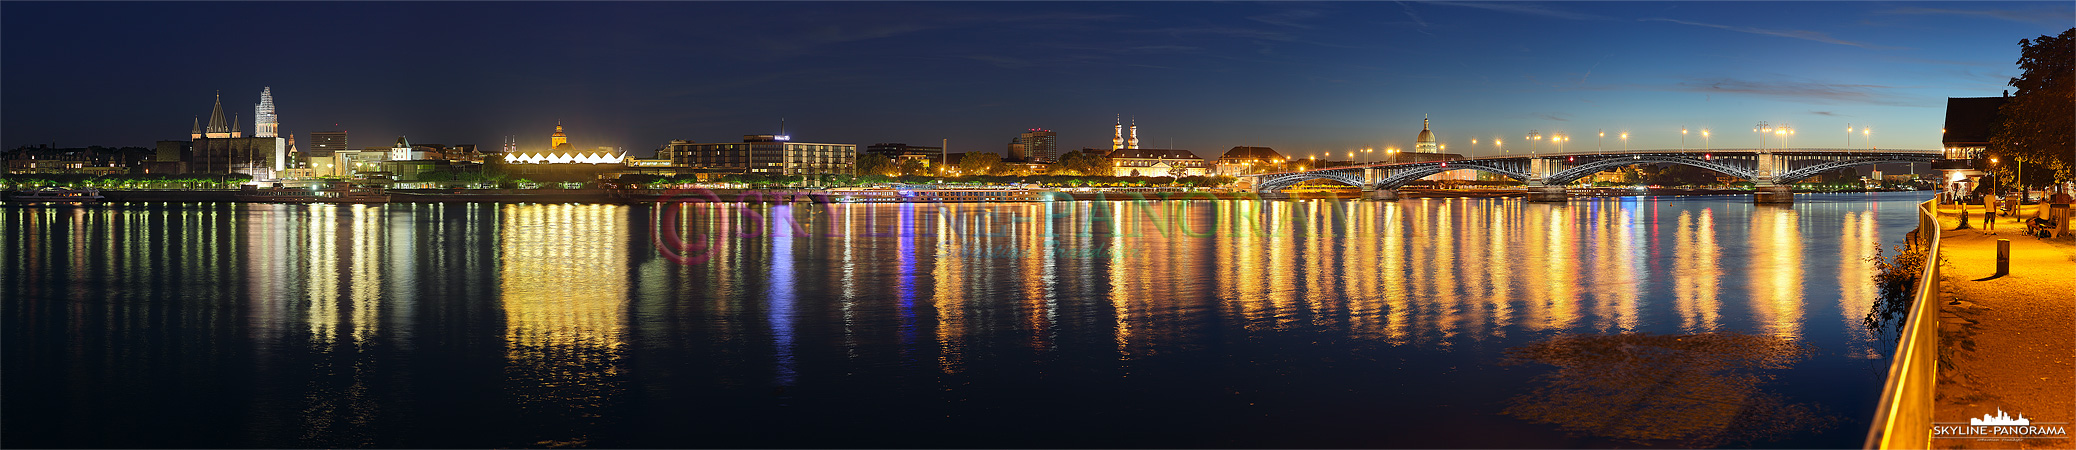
left=1366, top=188, right=1400, bottom=201
left=1753, top=185, right=1794, bottom=204
left=1527, top=185, right=1568, bottom=202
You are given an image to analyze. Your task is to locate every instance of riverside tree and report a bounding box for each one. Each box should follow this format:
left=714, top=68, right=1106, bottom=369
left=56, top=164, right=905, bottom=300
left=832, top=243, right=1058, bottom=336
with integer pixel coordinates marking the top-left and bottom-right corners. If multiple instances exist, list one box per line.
left=1988, top=28, right=2074, bottom=183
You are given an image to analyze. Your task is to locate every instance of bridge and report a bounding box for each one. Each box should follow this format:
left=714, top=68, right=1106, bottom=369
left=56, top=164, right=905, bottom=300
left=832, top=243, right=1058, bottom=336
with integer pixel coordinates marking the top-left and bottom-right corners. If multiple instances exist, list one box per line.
left=1241, top=148, right=1945, bottom=203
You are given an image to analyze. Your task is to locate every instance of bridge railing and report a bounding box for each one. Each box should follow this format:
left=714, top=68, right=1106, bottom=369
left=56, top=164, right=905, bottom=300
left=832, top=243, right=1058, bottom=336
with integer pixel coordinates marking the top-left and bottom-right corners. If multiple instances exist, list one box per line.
left=1863, top=199, right=1943, bottom=449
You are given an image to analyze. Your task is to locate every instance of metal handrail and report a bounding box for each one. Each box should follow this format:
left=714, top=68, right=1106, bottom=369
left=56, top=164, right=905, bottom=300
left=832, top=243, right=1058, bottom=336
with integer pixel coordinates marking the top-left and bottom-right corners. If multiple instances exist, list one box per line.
left=1865, top=199, right=1944, bottom=449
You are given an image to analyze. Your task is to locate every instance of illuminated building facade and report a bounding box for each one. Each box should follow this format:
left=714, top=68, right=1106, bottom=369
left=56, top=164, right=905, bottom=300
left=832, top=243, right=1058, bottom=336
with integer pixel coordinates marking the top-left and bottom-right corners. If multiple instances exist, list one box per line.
left=670, top=134, right=856, bottom=176
left=503, top=123, right=625, bottom=165
left=1215, top=146, right=1286, bottom=176
left=1107, top=148, right=1208, bottom=177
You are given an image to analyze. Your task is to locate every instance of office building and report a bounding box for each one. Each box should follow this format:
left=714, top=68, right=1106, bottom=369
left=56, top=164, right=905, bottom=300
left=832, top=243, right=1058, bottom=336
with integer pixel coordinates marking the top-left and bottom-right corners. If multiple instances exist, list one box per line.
left=671, top=134, right=856, bottom=176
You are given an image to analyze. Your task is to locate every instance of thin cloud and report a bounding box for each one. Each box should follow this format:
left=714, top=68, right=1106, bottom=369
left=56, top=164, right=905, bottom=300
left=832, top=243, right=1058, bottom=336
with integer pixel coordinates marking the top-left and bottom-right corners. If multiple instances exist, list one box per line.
left=1880, top=6, right=2074, bottom=27
left=1247, top=9, right=1322, bottom=28
left=1527, top=112, right=1571, bottom=122
left=1431, top=2, right=1612, bottom=21
left=1810, top=111, right=1848, bottom=117
left=1640, top=18, right=1903, bottom=50
left=1673, top=78, right=1919, bottom=106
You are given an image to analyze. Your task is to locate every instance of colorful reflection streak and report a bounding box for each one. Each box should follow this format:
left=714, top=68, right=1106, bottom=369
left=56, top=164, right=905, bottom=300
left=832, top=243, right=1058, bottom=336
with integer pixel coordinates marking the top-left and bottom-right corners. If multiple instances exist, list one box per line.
left=3, top=193, right=1932, bottom=448
left=498, top=204, right=630, bottom=447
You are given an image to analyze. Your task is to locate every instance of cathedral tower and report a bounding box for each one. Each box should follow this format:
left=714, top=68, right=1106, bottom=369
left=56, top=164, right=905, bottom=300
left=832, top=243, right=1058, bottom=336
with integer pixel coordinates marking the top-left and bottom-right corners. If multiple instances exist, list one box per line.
left=254, top=87, right=278, bottom=138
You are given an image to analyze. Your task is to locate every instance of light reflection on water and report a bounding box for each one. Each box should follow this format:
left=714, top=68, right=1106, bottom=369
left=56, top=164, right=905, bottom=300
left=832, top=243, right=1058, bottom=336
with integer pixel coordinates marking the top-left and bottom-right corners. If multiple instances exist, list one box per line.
left=2, top=193, right=1929, bottom=448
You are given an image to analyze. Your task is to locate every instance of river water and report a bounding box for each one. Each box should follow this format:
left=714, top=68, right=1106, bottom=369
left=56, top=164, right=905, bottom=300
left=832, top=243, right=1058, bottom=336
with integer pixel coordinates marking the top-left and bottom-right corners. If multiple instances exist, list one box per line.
left=2, top=192, right=1929, bottom=448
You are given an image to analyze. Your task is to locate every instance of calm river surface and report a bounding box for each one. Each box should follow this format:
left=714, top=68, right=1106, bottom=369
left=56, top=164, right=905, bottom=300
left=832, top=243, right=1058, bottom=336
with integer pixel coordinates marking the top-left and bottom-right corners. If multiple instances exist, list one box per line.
left=2, top=192, right=1930, bottom=448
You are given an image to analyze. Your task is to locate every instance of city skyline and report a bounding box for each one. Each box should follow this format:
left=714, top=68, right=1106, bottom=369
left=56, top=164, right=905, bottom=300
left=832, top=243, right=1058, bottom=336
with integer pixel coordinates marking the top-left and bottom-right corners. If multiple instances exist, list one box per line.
left=4, top=2, right=2065, bottom=156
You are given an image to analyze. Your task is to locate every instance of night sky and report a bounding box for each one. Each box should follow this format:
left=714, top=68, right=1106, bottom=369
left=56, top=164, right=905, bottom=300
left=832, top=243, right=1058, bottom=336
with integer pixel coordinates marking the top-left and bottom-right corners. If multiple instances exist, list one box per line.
left=4, top=1, right=2066, bottom=158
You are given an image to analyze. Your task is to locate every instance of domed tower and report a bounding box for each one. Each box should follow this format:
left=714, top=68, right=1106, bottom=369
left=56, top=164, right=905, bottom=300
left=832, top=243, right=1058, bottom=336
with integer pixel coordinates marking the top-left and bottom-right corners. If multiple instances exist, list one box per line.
left=1112, top=116, right=1124, bottom=151
left=550, top=121, right=570, bottom=150
left=1128, top=118, right=1140, bottom=149
left=1416, top=115, right=1438, bottom=153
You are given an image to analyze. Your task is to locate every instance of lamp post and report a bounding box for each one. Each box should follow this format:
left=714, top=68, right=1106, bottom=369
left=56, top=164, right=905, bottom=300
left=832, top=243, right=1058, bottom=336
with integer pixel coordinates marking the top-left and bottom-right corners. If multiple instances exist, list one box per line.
left=1494, top=138, right=1503, bottom=156
left=1554, top=132, right=1568, bottom=153
left=1775, top=125, right=1794, bottom=149
left=1755, top=122, right=1772, bottom=150
left=1701, top=129, right=1710, bottom=151
left=1681, top=127, right=1689, bottom=150
left=1846, top=124, right=1853, bottom=148
left=1528, top=130, right=1541, bottom=155
left=1864, top=127, right=1872, bottom=149
left=1620, top=131, right=1629, bottom=151
left=1597, top=130, right=1604, bottom=153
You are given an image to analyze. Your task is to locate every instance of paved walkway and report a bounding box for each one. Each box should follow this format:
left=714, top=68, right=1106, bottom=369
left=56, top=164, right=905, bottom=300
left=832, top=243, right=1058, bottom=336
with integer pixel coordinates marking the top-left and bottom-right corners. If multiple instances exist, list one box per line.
left=1929, top=204, right=2075, bottom=450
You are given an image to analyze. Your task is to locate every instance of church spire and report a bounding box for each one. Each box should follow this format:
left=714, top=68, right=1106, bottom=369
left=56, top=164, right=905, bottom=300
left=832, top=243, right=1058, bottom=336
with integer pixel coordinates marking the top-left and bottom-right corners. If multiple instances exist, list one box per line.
left=192, top=117, right=202, bottom=139
left=205, top=91, right=230, bottom=138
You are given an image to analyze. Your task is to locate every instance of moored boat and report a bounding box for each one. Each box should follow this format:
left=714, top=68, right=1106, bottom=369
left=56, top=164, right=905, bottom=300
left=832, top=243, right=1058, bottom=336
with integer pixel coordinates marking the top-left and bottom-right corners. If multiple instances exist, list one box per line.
left=235, top=181, right=390, bottom=203
left=3, top=188, right=104, bottom=204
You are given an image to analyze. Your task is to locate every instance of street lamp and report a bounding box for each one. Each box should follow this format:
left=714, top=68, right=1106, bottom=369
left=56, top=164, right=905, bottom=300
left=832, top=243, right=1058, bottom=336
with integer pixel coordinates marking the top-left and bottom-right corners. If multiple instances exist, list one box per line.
left=1701, top=129, right=1710, bottom=150
left=1774, top=125, right=1794, bottom=149
left=1597, top=130, right=1604, bottom=152
left=1553, top=132, right=1568, bottom=153
left=1494, top=138, right=1503, bottom=156
left=1620, top=131, right=1629, bottom=152
left=1755, top=122, right=1772, bottom=150
left=1863, top=127, right=1872, bottom=149
left=1528, top=130, right=1541, bottom=155
left=1681, top=127, right=1689, bottom=150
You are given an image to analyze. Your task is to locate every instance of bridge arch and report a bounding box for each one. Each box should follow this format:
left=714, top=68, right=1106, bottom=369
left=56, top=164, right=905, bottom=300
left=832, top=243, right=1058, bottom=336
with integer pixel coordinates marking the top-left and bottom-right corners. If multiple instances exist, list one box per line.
left=1773, top=157, right=1940, bottom=184
left=1543, top=155, right=1755, bottom=185
left=1253, top=170, right=1364, bottom=193
left=1373, top=161, right=1531, bottom=189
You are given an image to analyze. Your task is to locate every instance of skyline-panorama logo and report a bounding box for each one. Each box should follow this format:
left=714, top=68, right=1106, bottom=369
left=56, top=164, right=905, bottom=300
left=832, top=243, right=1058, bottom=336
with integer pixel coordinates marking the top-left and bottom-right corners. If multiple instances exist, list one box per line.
left=1934, top=407, right=2069, bottom=441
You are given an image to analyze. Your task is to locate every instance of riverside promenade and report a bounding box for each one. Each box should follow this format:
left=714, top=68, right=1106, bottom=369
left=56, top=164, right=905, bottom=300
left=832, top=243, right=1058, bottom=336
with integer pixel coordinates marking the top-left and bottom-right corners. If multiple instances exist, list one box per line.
left=1930, top=203, right=2076, bottom=450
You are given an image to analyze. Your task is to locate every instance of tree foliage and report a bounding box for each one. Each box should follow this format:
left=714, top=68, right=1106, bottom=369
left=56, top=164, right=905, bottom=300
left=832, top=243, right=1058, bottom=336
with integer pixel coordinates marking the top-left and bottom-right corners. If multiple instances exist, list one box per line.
left=957, top=152, right=1003, bottom=176
left=1988, top=28, right=2074, bottom=182
left=856, top=153, right=899, bottom=177
left=1054, top=151, right=1112, bottom=176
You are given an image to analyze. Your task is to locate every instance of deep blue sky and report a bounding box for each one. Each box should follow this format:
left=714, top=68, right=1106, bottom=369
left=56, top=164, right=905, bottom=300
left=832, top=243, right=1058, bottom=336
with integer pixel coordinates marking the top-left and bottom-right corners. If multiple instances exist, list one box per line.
left=4, top=2, right=2066, bottom=158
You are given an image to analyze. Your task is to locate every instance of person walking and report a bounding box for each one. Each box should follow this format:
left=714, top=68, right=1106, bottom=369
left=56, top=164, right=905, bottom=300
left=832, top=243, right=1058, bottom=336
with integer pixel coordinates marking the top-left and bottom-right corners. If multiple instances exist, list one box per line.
left=1984, top=191, right=2000, bottom=234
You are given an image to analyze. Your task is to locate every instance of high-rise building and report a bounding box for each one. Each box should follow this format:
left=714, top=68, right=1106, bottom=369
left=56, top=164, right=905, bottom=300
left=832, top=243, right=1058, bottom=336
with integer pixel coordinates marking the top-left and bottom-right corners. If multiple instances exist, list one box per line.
left=254, top=87, right=278, bottom=138
left=1017, top=128, right=1057, bottom=163
left=310, top=131, right=347, bottom=157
